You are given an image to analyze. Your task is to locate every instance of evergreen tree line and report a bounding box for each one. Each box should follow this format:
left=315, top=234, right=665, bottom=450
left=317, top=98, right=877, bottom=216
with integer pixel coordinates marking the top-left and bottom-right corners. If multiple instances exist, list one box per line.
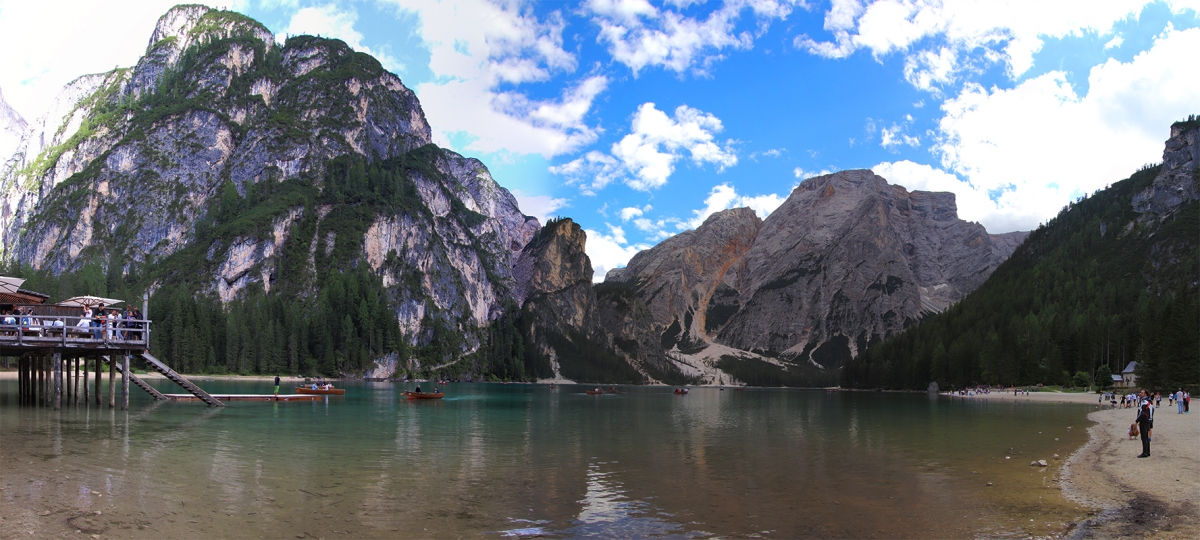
left=842, top=164, right=1199, bottom=392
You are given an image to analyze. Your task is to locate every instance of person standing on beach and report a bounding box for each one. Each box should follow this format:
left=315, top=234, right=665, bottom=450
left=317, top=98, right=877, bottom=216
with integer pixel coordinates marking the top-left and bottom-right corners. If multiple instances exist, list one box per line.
left=274, top=375, right=280, bottom=396
left=1136, top=390, right=1153, bottom=458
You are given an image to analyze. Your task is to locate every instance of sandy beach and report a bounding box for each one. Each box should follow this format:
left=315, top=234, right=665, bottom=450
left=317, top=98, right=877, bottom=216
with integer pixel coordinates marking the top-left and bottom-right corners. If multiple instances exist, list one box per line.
left=1060, top=401, right=1200, bottom=538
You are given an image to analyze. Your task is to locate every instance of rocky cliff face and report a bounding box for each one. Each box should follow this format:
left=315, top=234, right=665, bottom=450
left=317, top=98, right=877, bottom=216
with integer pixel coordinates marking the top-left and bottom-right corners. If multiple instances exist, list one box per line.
left=0, top=6, right=537, bottom=369
left=0, top=88, right=25, bottom=168
left=605, top=170, right=1027, bottom=378
left=1133, top=119, right=1199, bottom=221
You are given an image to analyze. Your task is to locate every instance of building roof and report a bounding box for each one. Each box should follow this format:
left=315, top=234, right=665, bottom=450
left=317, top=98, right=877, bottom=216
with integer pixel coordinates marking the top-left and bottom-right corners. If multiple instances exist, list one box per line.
left=0, top=289, right=50, bottom=305
left=1112, top=374, right=1124, bottom=381
left=1123, top=361, right=1138, bottom=374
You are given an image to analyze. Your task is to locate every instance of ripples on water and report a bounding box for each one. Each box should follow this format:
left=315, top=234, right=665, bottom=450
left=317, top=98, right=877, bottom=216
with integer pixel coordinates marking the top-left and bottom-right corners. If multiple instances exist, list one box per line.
left=0, top=380, right=1091, bottom=538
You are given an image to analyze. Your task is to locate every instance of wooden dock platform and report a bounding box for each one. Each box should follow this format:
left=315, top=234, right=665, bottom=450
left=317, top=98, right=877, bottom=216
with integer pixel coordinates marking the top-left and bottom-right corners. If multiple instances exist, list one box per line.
left=163, top=393, right=329, bottom=402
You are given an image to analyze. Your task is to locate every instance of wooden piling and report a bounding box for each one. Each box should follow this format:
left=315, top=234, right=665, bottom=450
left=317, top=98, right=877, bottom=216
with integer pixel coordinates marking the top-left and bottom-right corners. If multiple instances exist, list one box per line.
left=53, top=353, right=62, bottom=411
left=108, top=353, right=115, bottom=408
left=94, top=354, right=101, bottom=405
left=121, top=355, right=130, bottom=410
left=18, top=356, right=24, bottom=405
left=83, top=355, right=89, bottom=404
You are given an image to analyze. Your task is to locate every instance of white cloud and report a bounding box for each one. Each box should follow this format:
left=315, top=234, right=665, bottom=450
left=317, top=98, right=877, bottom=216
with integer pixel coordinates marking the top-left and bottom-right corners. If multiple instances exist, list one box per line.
left=619, top=204, right=652, bottom=221
left=749, top=147, right=785, bottom=160
left=793, top=167, right=833, bottom=179
left=0, top=0, right=184, bottom=119
left=282, top=4, right=402, bottom=73
left=512, top=190, right=569, bottom=223
left=382, top=0, right=606, bottom=158
left=585, top=225, right=651, bottom=282
left=795, top=0, right=1195, bottom=90
left=880, top=122, right=920, bottom=149
left=552, top=102, right=737, bottom=192
left=612, top=102, right=738, bottom=190
left=1103, top=35, right=1124, bottom=49
left=588, top=0, right=801, bottom=75
left=926, top=26, right=1200, bottom=232
left=684, top=183, right=787, bottom=228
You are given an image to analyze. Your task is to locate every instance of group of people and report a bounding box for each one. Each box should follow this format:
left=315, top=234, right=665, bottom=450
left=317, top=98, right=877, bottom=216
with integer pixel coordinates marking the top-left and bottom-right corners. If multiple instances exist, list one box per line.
left=75, top=304, right=144, bottom=341
left=1170, top=389, right=1191, bottom=413
left=1, top=303, right=143, bottom=340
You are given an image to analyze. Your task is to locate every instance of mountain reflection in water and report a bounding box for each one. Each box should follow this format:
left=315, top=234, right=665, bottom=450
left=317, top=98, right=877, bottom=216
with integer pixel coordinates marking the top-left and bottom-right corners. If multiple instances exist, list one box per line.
left=0, top=380, right=1091, bottom=538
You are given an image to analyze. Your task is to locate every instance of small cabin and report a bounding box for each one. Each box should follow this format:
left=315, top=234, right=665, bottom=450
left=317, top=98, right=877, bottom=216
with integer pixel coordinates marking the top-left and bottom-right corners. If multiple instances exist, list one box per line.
left=1120, top=361, right=1138, bottom=388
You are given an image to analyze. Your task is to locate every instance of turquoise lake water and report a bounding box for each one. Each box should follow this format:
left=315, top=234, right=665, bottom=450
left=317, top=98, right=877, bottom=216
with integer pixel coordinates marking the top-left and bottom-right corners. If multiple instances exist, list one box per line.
left=0, top=378, right=1093, bottom=538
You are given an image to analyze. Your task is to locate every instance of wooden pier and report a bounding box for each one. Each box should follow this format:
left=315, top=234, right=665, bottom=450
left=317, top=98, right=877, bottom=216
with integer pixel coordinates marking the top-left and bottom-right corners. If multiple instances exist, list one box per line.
left=7, top=316, right=225, bottom=408
left=164, top=393, right=327, bottom=402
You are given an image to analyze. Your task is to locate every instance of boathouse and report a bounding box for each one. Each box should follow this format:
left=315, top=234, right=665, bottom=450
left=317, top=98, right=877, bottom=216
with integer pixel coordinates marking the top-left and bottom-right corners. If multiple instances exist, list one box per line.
left=3, top=279, right=223, bottom=409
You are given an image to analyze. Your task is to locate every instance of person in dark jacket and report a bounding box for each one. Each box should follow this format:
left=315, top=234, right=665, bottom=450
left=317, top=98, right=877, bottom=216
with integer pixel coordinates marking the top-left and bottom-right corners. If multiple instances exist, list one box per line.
left=1136, top=390, right=1153, bottom=458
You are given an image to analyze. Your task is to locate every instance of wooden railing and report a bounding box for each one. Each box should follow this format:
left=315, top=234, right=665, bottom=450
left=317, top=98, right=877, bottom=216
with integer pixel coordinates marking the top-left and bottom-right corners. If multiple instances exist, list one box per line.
left=0, top=316, right=150, bottom=349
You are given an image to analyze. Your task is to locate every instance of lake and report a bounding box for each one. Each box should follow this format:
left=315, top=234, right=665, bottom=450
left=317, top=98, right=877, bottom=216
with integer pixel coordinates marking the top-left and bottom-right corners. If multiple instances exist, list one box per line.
left=0, top=379, right=1092, bottom=538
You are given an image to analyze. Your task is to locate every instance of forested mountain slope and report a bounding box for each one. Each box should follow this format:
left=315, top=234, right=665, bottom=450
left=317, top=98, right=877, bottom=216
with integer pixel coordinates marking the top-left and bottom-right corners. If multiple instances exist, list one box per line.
left=0, top=6, right=540, bottom=378
left=842, top=118, right=1200, bottom=392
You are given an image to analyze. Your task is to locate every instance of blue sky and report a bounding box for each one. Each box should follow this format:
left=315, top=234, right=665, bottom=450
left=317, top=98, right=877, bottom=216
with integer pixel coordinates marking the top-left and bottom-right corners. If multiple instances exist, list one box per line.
left=2, top=1, right=1199, bottom=280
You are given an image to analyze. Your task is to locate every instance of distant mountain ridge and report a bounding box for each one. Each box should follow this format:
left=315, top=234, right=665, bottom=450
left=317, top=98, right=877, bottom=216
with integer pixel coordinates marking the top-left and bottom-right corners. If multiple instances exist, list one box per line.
left=0, top=5, right=1031, bottom=386
left=597, top=170, right=1026, bottom=383
left=843, top=118, right=1199, bottom=392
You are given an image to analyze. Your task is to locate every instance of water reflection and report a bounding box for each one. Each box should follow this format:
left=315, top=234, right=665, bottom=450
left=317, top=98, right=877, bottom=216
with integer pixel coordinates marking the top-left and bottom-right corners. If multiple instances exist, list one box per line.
left=0, top=381, right=1093, bottom=539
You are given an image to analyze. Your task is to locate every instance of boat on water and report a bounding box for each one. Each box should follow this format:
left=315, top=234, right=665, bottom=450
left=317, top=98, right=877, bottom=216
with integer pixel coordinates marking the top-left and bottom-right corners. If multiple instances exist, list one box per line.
left=296, top=385, right=345, bottom=395
left=405, top=391, right=444, bottom=400
left=586, top=389, right=605, bottom=395
left=674, top=388, right=689, bottom=395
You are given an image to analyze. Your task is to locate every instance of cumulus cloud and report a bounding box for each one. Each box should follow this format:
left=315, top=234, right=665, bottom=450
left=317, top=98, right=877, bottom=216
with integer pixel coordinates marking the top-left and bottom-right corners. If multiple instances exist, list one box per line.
left=793, top=167, right=833, bottom=179
left=927, top=26, right=1200, bottom=232
left=282, top=4, right=402, bottom=72
left=795, top=0, right=1194, bottom=90
left=551, top=102, right=737, bottom=192
left=588, top=0, right=802, bottom=75
left=684, top=183, right=788, bottom=229
left=585, top=225, right=652, bottom=282
left=872, top=160, right=997, bottom=226
left=512, top=190, right=569, bottom=223
left=0, top=0, right=183, bottom=119
left=381, top=0, right=606, bottom=158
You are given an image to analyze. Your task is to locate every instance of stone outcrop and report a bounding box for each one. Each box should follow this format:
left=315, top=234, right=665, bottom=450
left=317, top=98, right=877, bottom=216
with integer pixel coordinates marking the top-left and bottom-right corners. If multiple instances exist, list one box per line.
left=0, top=88, right=25, bottom=168
left=1133, top=119, right=1199, bottom=221
left=606, top=170, right=1027, bottom=372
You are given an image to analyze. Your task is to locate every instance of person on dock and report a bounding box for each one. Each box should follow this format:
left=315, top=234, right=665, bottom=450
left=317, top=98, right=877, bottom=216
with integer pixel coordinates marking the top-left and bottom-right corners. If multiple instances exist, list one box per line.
left=1136, top=390, right=1153, bottom=458
left=274, top=375, right=280, bottom=396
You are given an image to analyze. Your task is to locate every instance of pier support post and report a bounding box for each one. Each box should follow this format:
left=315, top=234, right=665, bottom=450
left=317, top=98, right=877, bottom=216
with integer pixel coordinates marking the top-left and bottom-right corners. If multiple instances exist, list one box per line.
left=18, top=356, right=24, bottom=405
left=74, top=357, right=80, bottom=404
left=54, top=353, right=62, bottom=411
left=83, top=355, right=89, bottom=404
left=121, top=355, right=130, bottom=410
left=94, top=354, right=101, bottom=405
left=108, top=354, right=116, bottom=408
left=37, top=355, right=44, bottom=406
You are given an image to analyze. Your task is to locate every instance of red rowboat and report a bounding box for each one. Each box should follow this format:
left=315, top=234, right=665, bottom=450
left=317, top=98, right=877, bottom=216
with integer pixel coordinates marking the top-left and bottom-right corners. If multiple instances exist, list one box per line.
left=674, top=388, right=689, bottom=395
left=405, top=391, right=444, bottom=400
left=296, top=386, right=345, bottom=395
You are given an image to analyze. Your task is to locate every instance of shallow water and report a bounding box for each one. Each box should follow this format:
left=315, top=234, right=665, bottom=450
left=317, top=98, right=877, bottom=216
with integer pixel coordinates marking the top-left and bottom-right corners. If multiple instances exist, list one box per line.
left=0, top=380, right=1092, bottom=538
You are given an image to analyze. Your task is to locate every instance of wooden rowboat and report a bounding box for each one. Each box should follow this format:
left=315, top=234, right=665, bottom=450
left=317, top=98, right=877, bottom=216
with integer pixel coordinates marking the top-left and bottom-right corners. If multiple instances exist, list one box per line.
left=674, top=388, right=689, bottom=395
left=405, top=391, right=444, bottom=400
left=295, top=386, right=345, bottom=395
left=586, top=390, right=604, bottom=395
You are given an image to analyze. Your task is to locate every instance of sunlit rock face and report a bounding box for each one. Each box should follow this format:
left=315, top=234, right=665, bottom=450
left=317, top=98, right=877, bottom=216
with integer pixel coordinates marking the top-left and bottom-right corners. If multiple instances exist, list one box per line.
left=607, top=170, right=1026, bottom=369
left=0, top=5, right=536, bottom=361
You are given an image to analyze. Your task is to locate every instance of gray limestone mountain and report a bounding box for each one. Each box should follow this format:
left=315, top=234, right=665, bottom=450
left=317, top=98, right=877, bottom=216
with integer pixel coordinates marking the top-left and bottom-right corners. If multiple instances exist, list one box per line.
left=604, top=170, right=1028, bottom=377
left=0, top=6, right=539, bottom=375
left=0, top=88, right=26, bottom=166
left=0, top=4, right=1026, bottom=383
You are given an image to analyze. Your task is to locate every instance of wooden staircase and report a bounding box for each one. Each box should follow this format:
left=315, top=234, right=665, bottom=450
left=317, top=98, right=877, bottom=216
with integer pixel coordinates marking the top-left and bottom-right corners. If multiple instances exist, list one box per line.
left=101, top=356, right=168, bottom=401
left=136, top=352, right=225, bottom=407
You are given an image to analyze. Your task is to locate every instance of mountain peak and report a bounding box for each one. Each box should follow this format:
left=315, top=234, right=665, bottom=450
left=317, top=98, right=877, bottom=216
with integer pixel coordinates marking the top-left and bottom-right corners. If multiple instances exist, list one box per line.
left=147, top=5, right=273, bottom=55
